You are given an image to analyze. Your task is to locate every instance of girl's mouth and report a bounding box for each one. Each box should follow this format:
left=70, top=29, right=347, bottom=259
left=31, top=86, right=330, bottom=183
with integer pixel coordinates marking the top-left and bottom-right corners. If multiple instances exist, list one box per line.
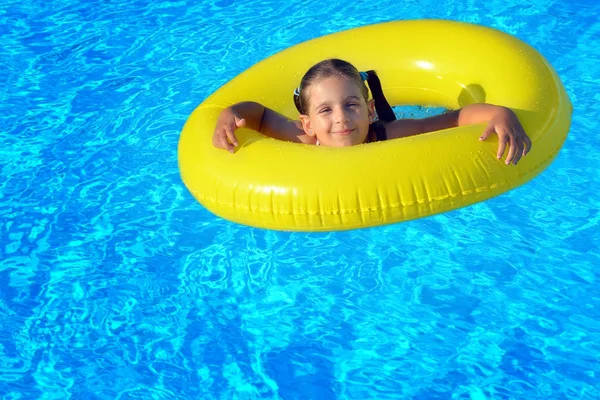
left=332, top=129, right=354, bottom=135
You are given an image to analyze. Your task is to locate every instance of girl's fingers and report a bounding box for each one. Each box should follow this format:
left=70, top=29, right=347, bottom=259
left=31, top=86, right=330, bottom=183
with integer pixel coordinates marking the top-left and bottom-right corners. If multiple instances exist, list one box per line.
left=225, top=125, right=239, bottom=148
left=479, top=122, right=495, bottom=141
left=213, top=131, right=226, bottom=150
left=497, top=134, right=508, bottom=160
left=222, top=127, right=235, bottom=153
left=212, top=108, right=242, bottom=152
left=523, top=135, right=532, bottom=156
left=235, top=117, right=246, bottom=128
left=213, top=128, right=231, bottom=152
left=217, top=133, right=228, bottom=150
left=513, top=139, right=524, bottom=165
left=505, top=136, right=516, bottom=164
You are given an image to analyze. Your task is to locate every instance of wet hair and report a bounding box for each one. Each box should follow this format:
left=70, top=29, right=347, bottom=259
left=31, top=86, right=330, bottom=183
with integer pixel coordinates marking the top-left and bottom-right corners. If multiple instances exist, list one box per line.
left=293, top=58, right=395, bottom=143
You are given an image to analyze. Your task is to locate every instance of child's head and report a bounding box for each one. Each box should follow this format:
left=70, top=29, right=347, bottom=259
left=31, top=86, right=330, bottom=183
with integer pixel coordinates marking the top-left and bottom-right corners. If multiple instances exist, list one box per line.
left=293, top=59, right=395, bottom=147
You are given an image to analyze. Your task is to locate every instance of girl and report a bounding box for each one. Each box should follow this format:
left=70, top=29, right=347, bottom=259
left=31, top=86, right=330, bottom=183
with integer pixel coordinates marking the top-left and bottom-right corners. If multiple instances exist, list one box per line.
left=212, top=59, right=532, bottom=165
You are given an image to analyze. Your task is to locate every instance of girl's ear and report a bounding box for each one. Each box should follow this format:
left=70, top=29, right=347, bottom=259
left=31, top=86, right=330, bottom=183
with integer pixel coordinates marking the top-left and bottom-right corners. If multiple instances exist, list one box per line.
left=299, top=114, right=315, bottom=136
left=367, top=99, right=376, bottom=122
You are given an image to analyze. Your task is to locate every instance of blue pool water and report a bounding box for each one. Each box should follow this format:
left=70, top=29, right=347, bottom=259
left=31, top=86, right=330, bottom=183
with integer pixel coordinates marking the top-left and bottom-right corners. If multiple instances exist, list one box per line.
left=2, top=0, right=599, bottom=398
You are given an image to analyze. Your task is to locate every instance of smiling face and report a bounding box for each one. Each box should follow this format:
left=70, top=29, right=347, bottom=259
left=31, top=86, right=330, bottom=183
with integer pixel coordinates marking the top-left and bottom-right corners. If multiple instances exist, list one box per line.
left=299, top=75, right=375, bottom=147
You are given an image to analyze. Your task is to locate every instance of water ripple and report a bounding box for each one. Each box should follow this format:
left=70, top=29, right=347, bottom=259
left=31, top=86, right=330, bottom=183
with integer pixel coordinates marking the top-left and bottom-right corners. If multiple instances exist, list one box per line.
left=1, top=0, right=599, bottom=398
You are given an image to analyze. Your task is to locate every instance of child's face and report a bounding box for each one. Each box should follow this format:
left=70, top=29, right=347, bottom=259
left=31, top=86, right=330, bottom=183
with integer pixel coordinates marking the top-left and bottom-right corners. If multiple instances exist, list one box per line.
left=299, top=76, right=375, bottom=147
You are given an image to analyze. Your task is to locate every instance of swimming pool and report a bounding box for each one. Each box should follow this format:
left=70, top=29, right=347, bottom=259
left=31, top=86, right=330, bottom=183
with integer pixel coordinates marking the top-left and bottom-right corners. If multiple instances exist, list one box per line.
left=1, top=0, right=599, bottom=398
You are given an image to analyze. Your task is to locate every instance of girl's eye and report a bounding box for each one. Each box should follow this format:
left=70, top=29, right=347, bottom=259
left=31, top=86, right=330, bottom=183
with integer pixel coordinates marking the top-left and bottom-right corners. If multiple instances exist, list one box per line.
left=319, top=108, right=331, bottom=113
left=346, top=103, right=358, bottom=107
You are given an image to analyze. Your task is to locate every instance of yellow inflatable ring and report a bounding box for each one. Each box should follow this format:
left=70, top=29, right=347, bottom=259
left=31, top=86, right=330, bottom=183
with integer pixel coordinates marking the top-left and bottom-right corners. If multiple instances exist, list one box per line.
left=178, top=19, right=571, bottom=231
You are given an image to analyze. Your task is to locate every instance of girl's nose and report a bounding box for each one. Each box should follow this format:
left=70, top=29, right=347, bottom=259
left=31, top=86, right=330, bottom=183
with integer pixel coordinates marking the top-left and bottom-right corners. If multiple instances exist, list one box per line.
left=335, top=108, right=350, bottom=123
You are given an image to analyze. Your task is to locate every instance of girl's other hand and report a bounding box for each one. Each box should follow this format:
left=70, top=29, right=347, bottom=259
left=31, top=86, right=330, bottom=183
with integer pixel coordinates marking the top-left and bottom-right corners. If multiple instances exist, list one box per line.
left=479, top=108, right=532, bottom=165
left=212, top=107, right=245, bottom=153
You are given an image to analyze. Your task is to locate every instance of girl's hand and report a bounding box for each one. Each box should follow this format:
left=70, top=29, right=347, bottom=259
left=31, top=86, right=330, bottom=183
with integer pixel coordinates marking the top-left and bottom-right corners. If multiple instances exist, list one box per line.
left=479, top=108, right=532, bottom=165
left=212, top=107, right=246, bottom=153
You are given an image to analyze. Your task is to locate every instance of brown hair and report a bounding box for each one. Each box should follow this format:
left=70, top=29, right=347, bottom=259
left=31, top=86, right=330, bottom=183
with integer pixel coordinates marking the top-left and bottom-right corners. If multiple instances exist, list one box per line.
left=293, top=59, right=395, bottom=142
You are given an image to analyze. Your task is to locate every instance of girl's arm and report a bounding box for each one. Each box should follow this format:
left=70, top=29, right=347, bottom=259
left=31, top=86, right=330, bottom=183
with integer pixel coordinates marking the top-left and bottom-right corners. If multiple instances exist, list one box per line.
left=385, top=103, right=532, bottom=165
left=212, top=102, right=313, bottom=152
